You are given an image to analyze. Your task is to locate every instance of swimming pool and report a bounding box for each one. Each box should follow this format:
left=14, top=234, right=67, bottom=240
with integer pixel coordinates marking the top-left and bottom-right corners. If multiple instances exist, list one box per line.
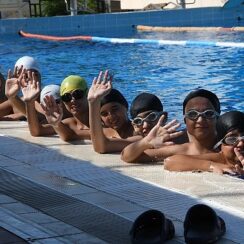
left=1, top=30, right=244, bottom=123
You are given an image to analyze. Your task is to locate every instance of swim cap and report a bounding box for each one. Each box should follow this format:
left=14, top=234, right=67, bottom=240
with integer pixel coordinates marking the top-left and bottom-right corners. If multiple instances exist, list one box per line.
left=60, top=75, right=87, bottom=96
left=130, top=93, right=163, bottom=119
left=40, top=84, right=60, bottom=104
left=15, top=56, right=40, bottom=73
left=183, top=89, right=220, bottom=114
left=101, top=88, right=128, bottom=109
left=216, top=111, right=244, bottom=141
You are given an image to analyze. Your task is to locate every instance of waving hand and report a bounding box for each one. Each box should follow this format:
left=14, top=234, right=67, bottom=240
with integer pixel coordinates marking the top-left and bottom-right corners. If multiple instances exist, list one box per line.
left=87, top=70, right=112, bottom=102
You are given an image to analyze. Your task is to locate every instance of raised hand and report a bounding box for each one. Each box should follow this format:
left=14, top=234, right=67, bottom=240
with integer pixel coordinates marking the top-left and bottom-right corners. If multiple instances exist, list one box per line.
left=41, top=95, right=63, bottom=127
left=5, top=69, right=21, bottom=98
left=144, top=114, right=183, bottom=149
left=234, top=148, right=244, bottom=175
left=234, top=148, right=244, bottom=166
left=21, top=71, right=40, bottom=102
left=87, top=70, right=112, bottom=102
left=13, top=65, right=23, bottom=79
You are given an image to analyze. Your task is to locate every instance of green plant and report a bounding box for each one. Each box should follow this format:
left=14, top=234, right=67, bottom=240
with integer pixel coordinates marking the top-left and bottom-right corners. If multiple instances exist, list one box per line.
left=42, top=0, right=98, bottom=17
left=42, top=0, right=68, bottom=17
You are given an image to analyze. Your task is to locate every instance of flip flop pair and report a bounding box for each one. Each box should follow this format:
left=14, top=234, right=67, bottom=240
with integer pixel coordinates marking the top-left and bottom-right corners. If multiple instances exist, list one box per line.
left=130, top=204, right=226, bottom=244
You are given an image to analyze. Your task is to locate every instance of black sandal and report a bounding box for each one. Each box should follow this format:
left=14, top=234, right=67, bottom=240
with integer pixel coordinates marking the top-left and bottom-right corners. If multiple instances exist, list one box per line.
left=184, top=204, right=226, bottom=244
left=130, top=209, right=175, bottom=244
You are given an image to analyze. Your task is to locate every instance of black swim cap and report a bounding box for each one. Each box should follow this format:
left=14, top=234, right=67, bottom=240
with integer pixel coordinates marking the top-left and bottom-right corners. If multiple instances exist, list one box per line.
left=216, top=111, right=244, bottom=141
left=101, top=88, right=128, bottom=109
left=183, top=89, right=220, bottom=114
left=130, top=93, right=163, bottom=119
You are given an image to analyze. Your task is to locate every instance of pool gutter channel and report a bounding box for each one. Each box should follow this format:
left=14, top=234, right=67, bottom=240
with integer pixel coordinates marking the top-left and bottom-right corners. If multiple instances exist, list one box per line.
left=0, top=168, right=132, bottom=243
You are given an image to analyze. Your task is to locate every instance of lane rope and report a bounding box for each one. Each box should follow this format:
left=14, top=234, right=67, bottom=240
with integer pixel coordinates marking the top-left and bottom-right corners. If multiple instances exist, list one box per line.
left=19, top=30, right=244, bottom=48
left=136, top=25, right=244, bottom=32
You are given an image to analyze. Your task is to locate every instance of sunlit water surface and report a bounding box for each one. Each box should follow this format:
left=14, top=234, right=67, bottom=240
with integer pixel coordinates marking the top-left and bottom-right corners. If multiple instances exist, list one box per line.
left=1, top=30, right=243, bottom=123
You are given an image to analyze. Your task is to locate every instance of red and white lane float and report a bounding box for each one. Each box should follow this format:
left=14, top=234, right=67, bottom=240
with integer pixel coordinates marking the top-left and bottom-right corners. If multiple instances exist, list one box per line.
left=19, top=30, right=244, bottom=48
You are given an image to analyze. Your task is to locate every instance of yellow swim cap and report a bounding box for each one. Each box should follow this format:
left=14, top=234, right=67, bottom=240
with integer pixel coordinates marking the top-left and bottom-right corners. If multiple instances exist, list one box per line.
left=60, top=75, right=87, bottom=96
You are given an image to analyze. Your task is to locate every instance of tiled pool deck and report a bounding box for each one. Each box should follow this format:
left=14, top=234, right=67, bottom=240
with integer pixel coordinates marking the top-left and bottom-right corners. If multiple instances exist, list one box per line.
left=0, top=121, right=243, bottom=243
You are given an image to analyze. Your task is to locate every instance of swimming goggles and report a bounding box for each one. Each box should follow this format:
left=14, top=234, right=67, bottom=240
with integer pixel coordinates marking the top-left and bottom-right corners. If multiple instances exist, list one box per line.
left=131, top=111, right=167, bottom=126
left=214, top=135, right=244, bottom=149
left=184, top=109, right=219, bottom=121
left=61, top=89, right=86, bottom=103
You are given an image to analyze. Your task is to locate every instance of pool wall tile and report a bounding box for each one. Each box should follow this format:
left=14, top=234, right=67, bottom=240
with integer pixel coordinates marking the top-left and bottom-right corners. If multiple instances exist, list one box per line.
left=0, top=5, right=243, bottom=35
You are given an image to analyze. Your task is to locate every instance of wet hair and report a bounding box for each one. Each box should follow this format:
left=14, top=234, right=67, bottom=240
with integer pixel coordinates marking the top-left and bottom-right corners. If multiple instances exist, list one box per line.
left=130, top=92, right=163, bottom=119
left=216, top=111, right=244, bottom=141
left=101, top=88, right=128, bottom=109
left=183, top=89, right=220, bottom=114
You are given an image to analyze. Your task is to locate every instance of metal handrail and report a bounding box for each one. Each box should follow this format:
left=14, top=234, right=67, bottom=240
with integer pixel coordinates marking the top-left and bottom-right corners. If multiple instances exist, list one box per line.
left=64, top=0, right=96, bottom=15
left=176, top=0, right=196, bottom=8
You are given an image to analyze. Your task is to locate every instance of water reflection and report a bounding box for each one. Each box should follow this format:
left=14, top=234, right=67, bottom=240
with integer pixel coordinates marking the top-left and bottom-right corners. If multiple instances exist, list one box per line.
left=1, top=32, right=243, bottom=123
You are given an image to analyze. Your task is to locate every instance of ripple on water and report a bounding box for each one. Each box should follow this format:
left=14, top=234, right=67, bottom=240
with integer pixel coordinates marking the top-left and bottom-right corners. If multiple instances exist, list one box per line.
left=1, top=32, right=243, bottom=121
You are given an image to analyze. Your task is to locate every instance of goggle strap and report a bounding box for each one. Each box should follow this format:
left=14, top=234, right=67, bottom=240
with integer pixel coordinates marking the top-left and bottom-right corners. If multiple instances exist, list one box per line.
left=213, top=140, right=222, bottom=150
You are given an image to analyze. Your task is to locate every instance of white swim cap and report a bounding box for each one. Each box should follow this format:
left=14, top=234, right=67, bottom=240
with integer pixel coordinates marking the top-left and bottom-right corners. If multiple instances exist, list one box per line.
left=15, top=56, right=40, bottom=73
left=40, top=84, right=60, bottom=104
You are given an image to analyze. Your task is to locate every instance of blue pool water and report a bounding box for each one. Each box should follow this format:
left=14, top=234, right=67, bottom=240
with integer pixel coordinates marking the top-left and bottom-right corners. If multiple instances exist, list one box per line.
left=0, top=31, right=244, bottom=123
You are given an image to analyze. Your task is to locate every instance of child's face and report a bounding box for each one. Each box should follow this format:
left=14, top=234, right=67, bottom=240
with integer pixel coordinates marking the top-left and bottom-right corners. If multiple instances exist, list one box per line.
left=184, top=97, right=218, bottom=141
left=63, top=89, right=88, bottom=116
left=221, top=129, right=244, bottom=165
left=100, top=102, right=128, bottom=130
left=131, top=110, right=165, bottom=137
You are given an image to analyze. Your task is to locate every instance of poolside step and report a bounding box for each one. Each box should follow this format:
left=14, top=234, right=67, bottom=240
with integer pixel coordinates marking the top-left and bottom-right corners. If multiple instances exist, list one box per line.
left=0, top=168, right=132, bottom=243
left=0, top=132, right=241, bottom=243
left=0, top=194, right=106, bottom=243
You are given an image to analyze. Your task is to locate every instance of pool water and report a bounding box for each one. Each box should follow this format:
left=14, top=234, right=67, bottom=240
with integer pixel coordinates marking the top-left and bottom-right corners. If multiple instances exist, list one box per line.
left=1, top=31, right=244, bottom=123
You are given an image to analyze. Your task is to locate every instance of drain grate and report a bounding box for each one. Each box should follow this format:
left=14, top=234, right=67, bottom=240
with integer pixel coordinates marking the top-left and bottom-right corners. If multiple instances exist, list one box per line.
left=0, top=169, right=132, bottom=243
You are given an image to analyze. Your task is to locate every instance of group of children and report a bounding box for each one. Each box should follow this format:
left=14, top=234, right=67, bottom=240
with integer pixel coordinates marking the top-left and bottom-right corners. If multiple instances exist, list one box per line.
left=0, top=56, right=244, bottom=176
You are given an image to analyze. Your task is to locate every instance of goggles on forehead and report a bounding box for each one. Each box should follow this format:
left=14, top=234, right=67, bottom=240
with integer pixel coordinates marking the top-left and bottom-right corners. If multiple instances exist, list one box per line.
left=61, top=89, right=86, bottom=103
left=184, top=109, right=219, bottom=121
left=214, top=135, right=244, bottom=149
left=131, top=111, right=167, bottom=126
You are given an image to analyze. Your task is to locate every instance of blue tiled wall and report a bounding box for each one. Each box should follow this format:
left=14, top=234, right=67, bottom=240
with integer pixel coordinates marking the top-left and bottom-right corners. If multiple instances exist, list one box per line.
left=0, top=6, right=243, bottom=36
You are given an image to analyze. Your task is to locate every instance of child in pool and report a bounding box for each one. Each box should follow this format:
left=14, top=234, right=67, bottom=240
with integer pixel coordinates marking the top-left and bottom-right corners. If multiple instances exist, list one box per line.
left=88, top=70, right=182, bottom=153
left=22, top=83, right=71, bottom=137
left=164, top=111, right=244, bottom=175
left=130, top=92, right=168, bottom=137
left=129, top=92, right=188, bottom=142
left=121, top=89, right=220, bottom=163
left=41, top=75, right=90, bottom=141
left=5, top=56, right=42, bottom=119
left=88, top=70, right=139, bottom=153
left=0, top=71, right=25, bottom=120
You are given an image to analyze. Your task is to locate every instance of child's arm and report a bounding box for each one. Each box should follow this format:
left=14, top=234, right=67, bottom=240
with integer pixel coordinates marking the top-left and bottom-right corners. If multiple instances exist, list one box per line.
left=22, top=71, right=55, bottom=136
left=164, top=154, right=236, bottom=174
left=121, top=117, right=183, bottom=163
left=88, top=70, right=137, bottom=153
